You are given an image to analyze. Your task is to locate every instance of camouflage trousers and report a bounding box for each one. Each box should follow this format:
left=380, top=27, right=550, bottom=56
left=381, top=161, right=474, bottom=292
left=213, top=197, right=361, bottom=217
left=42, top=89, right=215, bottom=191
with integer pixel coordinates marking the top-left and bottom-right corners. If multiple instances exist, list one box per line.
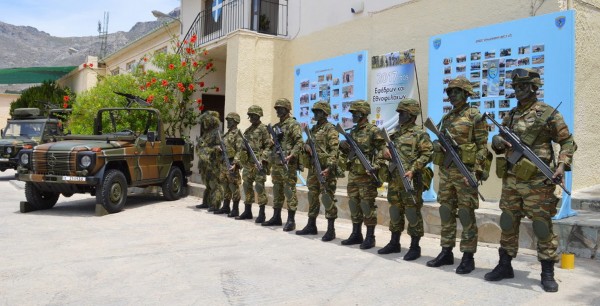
left=499, top=173, right=559, bottom=262
left=306, top=167, right=337, bottom=219
left=204, top=170, right=224, bottom=209
left=241, top=165, right=268, bottom=206
left=347, top=172, right=379, bottom=226
left=386, top=174, right=424, bottom=236
left=271, top=163, right=298, bottom=211
left=437, top=166, right=479, bottom=253
left=220, top=167, right=241, bottom=202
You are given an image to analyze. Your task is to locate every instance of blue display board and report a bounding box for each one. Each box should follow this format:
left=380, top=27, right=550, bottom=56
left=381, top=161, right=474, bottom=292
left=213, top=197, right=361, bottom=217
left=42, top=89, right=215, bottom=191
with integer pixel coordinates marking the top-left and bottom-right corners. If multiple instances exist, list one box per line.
left=293, top=51, right=368, bottom=129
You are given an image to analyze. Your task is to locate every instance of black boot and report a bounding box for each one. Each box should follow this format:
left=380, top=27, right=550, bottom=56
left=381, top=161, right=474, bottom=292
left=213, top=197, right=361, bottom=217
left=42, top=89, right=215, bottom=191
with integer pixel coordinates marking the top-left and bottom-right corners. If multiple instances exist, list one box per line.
left=403, top=236, right=421, bottom=261
left=296, top=217, right=318, bottom=235
left=227, top=201, right=239, bottom=218
left=378, top=231, right=400, bottom=254
left=541, top=260, right=559, bottom=292
left=195, top=199, right=209, bottom=209
left=484, top=248, right=514, bottom=281
left=235, top=204, right=253, bottom=220
left=341, top=222, right=363, bottom=245
left=426, top=247, right=454, bottom=267
left=254, top=205, right=266, bottom=223
left=208, top=205, right=216, bottom=212
left=456, top=252, right=475, bottom=274
left=321, top=218, right=336, bottom=242
left=262, top=208, right=282, bottom=226
left=214, top=199, right=230, bottom=215
left=360, top=225, right=376, bottom=250
left=283, top=210, right=296, bottom=231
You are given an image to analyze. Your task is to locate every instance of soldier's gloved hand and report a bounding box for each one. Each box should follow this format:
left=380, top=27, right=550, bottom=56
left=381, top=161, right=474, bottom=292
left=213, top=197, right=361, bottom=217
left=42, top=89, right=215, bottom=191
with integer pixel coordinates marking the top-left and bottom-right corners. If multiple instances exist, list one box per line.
left=304, top=144, right=312, bottom=156
left=432, top=140, right=443, bottom=152
left=339, top=140, right=350, bottom=153
left=492, top=135, right=507, bottom=150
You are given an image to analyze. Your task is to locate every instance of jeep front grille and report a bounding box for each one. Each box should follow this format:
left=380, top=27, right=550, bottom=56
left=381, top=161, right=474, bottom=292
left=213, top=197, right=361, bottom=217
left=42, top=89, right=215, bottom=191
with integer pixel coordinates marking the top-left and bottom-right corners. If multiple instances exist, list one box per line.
left=32, top=151, right=74, bottom=175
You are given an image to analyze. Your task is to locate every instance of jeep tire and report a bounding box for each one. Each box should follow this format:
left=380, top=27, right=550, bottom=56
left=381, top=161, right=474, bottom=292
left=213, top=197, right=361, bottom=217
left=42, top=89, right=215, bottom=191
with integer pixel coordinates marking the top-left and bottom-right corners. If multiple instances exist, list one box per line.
left=24, top=182, right=59, bottom=210
left=97, top=169, right=128, bottom=213
left=162, top=166, right=184, bottom=201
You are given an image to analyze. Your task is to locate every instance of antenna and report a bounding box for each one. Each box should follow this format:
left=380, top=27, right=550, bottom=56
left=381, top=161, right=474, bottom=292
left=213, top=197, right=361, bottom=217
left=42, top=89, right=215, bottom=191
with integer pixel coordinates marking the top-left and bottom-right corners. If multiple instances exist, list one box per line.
left=98, top=12, right=109, bottom=59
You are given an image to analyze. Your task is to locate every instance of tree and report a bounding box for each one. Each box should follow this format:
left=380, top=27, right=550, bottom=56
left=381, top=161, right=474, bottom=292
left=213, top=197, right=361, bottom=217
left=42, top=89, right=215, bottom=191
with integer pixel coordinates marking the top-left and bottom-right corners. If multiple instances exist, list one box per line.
left=10, top=81, right=74, bottom=116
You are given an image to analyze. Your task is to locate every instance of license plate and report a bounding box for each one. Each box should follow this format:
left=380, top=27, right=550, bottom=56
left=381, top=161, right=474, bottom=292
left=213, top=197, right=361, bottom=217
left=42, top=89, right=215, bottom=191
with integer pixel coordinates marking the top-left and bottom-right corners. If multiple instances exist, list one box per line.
left=62, top=176, right=86, bottom=182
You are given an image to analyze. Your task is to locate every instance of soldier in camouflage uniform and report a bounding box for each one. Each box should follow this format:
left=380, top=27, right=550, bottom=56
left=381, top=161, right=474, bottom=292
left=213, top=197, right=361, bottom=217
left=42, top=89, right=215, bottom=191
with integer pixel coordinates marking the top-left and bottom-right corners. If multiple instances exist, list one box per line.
left=214, top=112, right=243, bottom=217
left=195, top=111, right=225, bottom=213
left=339, top=100, right=387, bottom=250
left=233, top=105, right=272, bottom=221
left=296, top=101, right=339, bottom=241
left=378, top=99, right=433, bottom=261
left=262, top=98, right=304, bottom=231
left=426, top=77, right=489, bottom=274
left=484, top=68, right=576, bottom=293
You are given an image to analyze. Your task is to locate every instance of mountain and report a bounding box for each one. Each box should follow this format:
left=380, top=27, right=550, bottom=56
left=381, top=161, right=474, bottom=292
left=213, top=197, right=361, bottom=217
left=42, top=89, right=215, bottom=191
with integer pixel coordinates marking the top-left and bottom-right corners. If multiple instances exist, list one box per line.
left=0, top=8, right=180, bottom=69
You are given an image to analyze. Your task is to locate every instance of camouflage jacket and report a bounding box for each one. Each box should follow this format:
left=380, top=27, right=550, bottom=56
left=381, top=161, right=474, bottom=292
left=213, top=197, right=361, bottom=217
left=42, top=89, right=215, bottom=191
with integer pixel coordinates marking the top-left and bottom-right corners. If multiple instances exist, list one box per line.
left=310, top=120, right=339, bottom=169
left=196, top=127, right=224, bottom=174
left=223, top=127, right=241, bottom=161
left=439, top=102, right=489, bottom=170
left=272, top=116, right=304, bottom=165
left=235, top=122, right=272, bottom=168
left=346, top=121, right=386, bottom=172
left=390, top=123, right=433, bottom=173
left=496, top=97, right=576, bottom=169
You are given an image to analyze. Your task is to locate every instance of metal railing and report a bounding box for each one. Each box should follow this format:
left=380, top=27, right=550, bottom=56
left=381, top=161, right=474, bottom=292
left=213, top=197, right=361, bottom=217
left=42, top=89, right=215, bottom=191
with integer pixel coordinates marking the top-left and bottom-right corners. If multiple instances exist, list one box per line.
left=179, top=0, right=288, bottom=52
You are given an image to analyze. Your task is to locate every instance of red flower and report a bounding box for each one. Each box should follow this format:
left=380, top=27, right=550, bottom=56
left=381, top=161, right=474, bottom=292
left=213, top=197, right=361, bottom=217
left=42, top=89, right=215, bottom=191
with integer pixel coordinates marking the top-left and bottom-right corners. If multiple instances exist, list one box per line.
left=83, top=63, right=88, bottom=68
left=146, top=82, right=151, bottom=88
left=183, top=40, right=188, bottom=45
left=89, top=63, right=93, bottom=68
left=215, top=87, right=220, bottom=92
left=143, top=57, right=148, bottom=62
left=192, top=61, right=198, bottom=67
left=169, top=63, right=175, bottom=70
left=63, top=102, right=68, bottom=109
left=179, top=87, right=185, bottom=93
left=164, top=95, right=169, bottom=102
left=181, top=61, right=187, bottom=67
left=188, top=84, right=194, bottom=91
left=204, top=50, right=208, bottom=56
left=198, top=104, right=205, bottom=111
left=151, top=77, right=157, bottom=83
left=147, top=95, right=154, bottom=103
left=63, top=96, right=70, bottom=102
left=190, top=34, right=197, bottom=43
left=196, top=98, right=202, bottom=104
left=161, top=79, right=168, bottom=87
left=185, top=47, right=192, bottom=54
left=177, top=82, right=184, bottom=88
left=190, top=49, right=195, bottom=54
left=140, top=85, right=145, bottom=90
left=199, top=81, right=205, bottom=87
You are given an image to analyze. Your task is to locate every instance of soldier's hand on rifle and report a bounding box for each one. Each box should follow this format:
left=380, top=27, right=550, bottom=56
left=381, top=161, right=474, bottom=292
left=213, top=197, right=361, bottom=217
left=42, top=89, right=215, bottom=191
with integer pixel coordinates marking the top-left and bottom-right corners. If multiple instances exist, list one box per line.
left=404, top=170, right=414, bottom=180
left=339, top=140, right=350, bottom=153
left=285, top=154, right=293, bottom=163
left=382, top=148, right=391, bottom=160
left=304, top=144, right=312, bottom=156
left=492, top=135, right=511, bottom=150
left=552, top=163, right=566, bottom=186
left=321, top=168, right=330, bottom=178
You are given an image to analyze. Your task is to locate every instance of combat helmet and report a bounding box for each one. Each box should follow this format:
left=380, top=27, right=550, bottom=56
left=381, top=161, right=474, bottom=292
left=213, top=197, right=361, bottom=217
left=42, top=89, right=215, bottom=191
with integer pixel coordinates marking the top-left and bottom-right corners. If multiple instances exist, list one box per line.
left=446, top=76, right=475, bottom=96
left=349, top=100, right=371, bottom=115
left=396, top=99, right=421, bottom=116
left=225, top=112, right=240, bottom=123
left=274, top=98, right=292, bottom=110
left=247, top=105, right=263, bottom=117
left=511, top=68, right=543, bottom=87
left=311, top=101, right=331, bottom=115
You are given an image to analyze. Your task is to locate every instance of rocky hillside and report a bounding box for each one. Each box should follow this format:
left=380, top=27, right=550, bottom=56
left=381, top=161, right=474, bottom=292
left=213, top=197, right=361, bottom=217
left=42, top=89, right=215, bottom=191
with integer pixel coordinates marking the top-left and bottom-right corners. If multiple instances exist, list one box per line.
left=0, top=9, right=179, bottom=69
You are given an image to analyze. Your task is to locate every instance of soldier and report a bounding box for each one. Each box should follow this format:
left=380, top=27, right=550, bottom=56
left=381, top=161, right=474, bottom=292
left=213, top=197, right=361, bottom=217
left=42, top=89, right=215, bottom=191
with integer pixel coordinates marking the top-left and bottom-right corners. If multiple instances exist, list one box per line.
left=233, top=105, right=271, bottom=221
left=378, top=99, right=433, bottom=261
left=339, top=100, right=387, bottom=249
left=195, top=111, right=225, bottom=213
left=485, top=68, right=576, bottom=292
left=296, top=101, right=339, bottom=241
left=214, top=112, right=243, bottom=217
left=427, top=77, right=489, bottom=274
left=262, top=98, right=304, bottom=231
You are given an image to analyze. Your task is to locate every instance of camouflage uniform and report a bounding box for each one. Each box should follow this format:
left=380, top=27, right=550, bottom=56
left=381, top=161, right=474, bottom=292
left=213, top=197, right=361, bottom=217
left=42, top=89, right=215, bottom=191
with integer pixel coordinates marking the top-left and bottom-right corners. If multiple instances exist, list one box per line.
left=218, top=112, right=242, bottom=217
left=196, top=111, right=225, bottom=211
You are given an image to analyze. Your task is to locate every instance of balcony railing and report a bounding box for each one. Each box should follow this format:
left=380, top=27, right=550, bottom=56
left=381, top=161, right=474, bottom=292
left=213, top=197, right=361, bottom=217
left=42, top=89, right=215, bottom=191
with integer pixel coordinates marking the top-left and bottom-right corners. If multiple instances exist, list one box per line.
left=180, top=0, right=288, bottom=52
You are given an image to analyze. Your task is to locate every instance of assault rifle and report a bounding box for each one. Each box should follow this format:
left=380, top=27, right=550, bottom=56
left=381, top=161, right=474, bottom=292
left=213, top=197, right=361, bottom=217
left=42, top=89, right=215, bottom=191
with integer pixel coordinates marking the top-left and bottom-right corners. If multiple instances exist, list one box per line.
left=238, top=130, right=265, bottom=174
left=217, top=128, right=235, bottom=178
left=483, top=112, right=571, bottom=196
left=267, top=124, right=289, bottom=171
left=424, top=117, right=485, bottom=201
left=335, top=123, right=382, bottom=187
left=381, top=128, right=417, bottom=205
left=304, top=125, right=331, bottom=199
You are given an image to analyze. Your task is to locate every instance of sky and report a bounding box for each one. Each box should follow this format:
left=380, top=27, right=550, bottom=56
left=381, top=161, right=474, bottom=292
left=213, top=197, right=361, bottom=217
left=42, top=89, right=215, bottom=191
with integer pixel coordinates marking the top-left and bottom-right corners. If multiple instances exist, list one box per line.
left=0, top=0, right=180, bottom=37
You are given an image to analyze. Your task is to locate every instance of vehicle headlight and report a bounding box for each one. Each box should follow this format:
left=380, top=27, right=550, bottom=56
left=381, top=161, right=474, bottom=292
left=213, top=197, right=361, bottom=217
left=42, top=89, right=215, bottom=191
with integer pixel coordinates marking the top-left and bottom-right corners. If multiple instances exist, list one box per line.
left=80, top=155, right=92, bottom=168
left=6, top=147, right=12, bottom=154
left=20, top=152, right=29, bottom=165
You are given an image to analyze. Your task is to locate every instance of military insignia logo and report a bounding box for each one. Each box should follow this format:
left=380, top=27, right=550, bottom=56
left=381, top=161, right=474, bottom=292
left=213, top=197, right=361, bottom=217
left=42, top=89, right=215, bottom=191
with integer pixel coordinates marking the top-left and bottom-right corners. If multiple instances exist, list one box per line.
left=555, top=16, right=566, bottom=29
left=488, top=63, right=498, bottom=78
left=433, top=38, right=442, bottom=50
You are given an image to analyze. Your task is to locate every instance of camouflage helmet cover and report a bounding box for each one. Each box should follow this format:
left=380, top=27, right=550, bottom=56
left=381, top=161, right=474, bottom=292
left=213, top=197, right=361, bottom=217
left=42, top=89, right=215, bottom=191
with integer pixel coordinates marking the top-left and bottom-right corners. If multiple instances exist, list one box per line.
left=396, top=98, right=421, bottom=116
left=274, top=98, right=292, bottom=110
left=247, top=105, right=263, bottom=117
left=348, top=100, right=371, bottom=115
left=225, top=112, right=241, bottom=123
left=511, top=68, right=543, bottom=87
left=446, top=76, right=475, bottom=96
left=311, top=101, right=331, bottom=115
left=200, top=111, right=221, bottom=130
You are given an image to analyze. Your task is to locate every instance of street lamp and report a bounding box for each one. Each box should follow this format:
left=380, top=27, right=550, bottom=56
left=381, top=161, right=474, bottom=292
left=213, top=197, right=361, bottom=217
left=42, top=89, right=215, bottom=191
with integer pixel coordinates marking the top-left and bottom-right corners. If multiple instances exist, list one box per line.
left=152, top=10, right=182, bottom=34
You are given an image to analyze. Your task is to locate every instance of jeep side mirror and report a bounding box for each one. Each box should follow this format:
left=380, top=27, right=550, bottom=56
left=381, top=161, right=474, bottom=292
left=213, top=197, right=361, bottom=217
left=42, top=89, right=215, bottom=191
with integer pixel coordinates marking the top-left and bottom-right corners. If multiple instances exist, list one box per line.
left=147, top=131, right=155, bottom=142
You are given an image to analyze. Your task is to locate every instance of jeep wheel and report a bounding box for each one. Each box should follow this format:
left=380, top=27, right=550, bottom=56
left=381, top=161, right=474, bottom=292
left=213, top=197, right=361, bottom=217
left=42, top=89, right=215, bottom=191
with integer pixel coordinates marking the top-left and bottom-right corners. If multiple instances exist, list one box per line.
left=24, top=182, right=59, bottom=210
left=162, top=166, right=184, bottom=201
left=97, top=169, right=128, bottom=213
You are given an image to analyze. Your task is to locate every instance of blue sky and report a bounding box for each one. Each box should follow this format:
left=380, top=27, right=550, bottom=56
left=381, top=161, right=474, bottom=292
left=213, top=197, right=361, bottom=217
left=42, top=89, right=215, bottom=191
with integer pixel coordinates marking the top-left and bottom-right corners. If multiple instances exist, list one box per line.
left=0, top=0, right=180, bottom=37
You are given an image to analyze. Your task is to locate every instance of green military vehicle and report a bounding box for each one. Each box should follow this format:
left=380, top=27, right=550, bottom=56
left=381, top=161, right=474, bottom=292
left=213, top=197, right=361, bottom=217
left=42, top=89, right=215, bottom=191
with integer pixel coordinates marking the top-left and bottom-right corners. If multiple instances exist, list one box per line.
left=16, top=94, right=194, bottom=213
left=0, top=108, right=69, bottom=172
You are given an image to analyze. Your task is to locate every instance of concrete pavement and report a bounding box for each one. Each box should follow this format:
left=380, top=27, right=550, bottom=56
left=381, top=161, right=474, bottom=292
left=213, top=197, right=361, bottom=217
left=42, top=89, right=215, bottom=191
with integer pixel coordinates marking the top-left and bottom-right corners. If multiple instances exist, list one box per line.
left=1, top=170, right=599, bottom=305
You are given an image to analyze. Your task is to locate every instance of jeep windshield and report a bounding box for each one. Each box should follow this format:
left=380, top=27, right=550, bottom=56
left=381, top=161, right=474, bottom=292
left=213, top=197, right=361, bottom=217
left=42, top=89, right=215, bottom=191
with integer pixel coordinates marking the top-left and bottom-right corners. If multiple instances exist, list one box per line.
left=3, top=122, right=44, bottom=138
left=95, top=108, right=159, bottom=137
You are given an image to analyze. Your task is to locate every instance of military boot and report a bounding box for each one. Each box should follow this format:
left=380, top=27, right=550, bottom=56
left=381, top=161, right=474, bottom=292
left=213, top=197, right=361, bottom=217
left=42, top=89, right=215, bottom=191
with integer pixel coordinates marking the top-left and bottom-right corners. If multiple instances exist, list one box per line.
left=360, top=225, right=376, bottom=250
left=377, top=231, right=400, bottom=254
left=227, top=201, right=239, bottom=218
left=262, top=208, right=282, bottom=226
left=283, top=210, right=296, bottom=231
left=484, top=248, right=514, bottom=281
left=235, top=203, right=253, bottom=220
left=341, top=222, right=363, bottom=245
left=403, top=236, right=421, bottom=261
left=321, top=218, right=336, bottom=242
left=296, top=217, right=318, bottom=235
left=207, top=204, right=216, bottom=212
left=426, top=247, right=454, bottom=267
left=214, top=199, right=230, bottom=215
left=195, top=199, right=209, bottom=209
left=254, top=205, right=266, bottom=223
left=540, top=260, right=559, bottom=292
left=456, top=252, right=475, bottom=274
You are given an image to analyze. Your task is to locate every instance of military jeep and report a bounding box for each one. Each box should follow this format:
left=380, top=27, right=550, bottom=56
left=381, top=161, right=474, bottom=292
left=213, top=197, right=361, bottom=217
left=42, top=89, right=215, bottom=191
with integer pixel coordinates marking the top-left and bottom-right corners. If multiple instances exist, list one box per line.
left=16, top=98, right=194, bottom=213
left=0, top=108, right=69, bottom=171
